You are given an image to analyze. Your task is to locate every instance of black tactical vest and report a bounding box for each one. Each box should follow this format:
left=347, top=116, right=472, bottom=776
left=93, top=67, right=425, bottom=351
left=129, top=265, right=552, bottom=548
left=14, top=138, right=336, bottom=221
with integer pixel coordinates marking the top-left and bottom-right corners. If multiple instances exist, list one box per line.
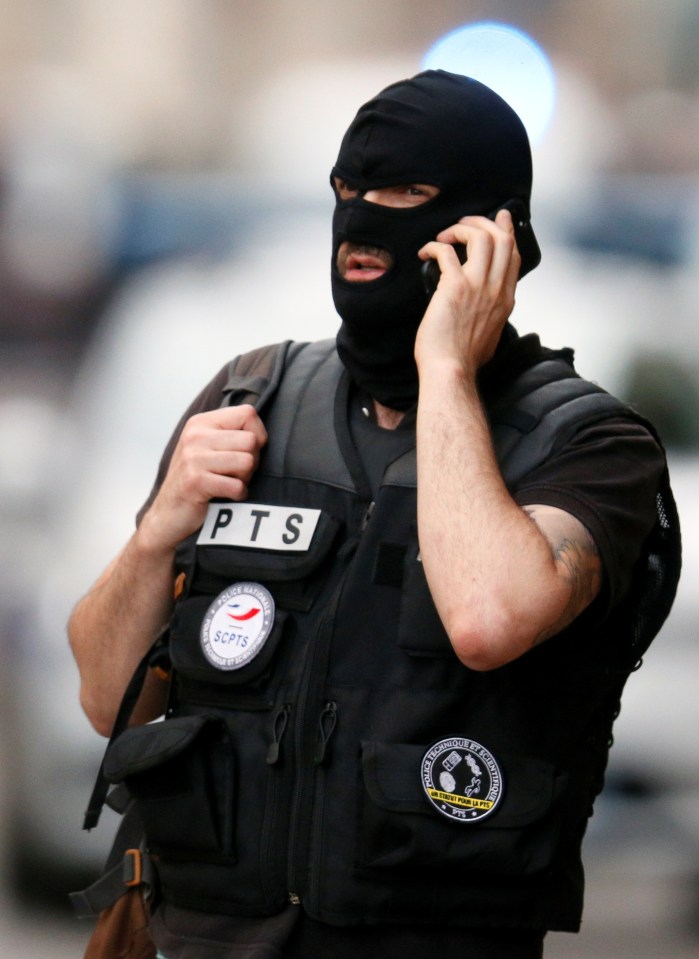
left=100, top=339, right=680, bottom=932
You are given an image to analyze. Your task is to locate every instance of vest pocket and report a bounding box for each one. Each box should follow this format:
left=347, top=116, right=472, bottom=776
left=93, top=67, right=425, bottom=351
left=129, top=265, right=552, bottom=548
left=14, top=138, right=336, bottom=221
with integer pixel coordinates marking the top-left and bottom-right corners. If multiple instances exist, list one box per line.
left=356, top=741, right=567, bottom=880
left=169, top=597, right=290, bottom=693
left=397, top=546, right=455, bottom=658
left=104, top=715, right=237, bottom=864
left=193, top=511, right=341, bottom=613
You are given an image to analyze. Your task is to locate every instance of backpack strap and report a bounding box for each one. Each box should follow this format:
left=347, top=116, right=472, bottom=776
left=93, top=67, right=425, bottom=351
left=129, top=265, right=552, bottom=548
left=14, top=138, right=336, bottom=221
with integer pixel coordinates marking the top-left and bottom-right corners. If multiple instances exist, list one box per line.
left=71, top=800, right=155, bottom=919
left=81, top=639, right=165, bottom=831
left=220, top=340, right=305, bottom=412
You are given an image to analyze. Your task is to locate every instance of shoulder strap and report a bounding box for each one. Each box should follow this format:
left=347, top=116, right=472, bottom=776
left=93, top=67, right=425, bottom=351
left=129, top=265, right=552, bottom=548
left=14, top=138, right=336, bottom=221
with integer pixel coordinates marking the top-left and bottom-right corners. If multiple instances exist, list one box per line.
left=81, top=642, right=162, bottom=831
left=488, top=356, right=628, bottom=487
left=258, top=339, right=348, bottom=484
left=219, top=340, right=310, bottom=412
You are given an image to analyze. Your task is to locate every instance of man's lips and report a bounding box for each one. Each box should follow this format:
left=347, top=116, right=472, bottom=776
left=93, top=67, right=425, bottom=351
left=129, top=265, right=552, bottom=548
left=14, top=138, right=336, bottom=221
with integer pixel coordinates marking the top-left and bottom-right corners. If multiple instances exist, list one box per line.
left=338, top=242, right=393, bottom=282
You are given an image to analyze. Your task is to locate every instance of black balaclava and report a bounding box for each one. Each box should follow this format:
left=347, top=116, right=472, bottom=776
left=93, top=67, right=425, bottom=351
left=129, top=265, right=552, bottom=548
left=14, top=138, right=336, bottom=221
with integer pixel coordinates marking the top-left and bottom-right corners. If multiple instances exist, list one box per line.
left=331, top=69, right=540, bottom=410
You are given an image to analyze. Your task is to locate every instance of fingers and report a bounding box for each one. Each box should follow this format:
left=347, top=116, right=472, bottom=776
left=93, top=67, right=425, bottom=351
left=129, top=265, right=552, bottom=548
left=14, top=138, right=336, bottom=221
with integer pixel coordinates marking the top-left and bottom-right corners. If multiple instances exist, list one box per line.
left=175, top=404, right=267, bottom=501
left=146, top=404, right=269, bottom=550
left=414, top=210, right=521, bottom=375
left=429, top=209, right=519, bottom=281
left=183, top=406, right=267, bottom=456
left=418, top=238, right=465, bottom=277
left=230, top=403, right=269, bottom=449
left=492, top=208, right=521, bottom=287
left=192, top=404, right=268, bottom=449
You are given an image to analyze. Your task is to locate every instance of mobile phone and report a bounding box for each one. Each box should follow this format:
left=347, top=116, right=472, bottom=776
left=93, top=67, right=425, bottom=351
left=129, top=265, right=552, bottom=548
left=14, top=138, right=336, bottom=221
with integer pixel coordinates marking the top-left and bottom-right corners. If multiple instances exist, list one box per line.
left=420, top=199, right=540, bottom=300
left=421, top=242, right=466, bottom=299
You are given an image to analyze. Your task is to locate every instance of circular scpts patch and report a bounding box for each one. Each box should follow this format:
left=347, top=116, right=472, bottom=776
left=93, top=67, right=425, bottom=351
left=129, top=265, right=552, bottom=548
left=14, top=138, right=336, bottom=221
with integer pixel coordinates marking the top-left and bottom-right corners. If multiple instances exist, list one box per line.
left=421, top=737, right=504, bottom=824
left=200, top=582, right=275, bottom=671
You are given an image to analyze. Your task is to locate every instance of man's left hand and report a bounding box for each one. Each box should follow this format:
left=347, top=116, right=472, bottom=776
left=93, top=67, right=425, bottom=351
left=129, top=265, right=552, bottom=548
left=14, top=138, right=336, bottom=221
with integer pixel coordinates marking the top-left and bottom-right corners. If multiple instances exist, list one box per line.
left=415, top=208, right=521, bottom=378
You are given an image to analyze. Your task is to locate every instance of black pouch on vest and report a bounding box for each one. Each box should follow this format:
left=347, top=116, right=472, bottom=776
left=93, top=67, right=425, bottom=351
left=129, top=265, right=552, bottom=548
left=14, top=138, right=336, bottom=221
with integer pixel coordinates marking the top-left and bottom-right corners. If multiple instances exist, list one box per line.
left=193, top=510, right=341, bottom=612
left=169, top=512, right=341, bottom=705
left=104, top=709, right=292, bottom=911
left=104, top=715, right=237, bottom=865
left=356, top=741, right=568, bottom=880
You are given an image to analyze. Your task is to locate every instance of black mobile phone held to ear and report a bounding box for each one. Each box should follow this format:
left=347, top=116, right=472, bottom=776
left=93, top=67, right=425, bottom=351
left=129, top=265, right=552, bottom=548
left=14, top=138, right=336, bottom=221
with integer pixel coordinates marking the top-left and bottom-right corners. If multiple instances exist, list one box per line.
left=421, top=199, right=540, bottom=300
left=421, top=242, right=466, bottom=299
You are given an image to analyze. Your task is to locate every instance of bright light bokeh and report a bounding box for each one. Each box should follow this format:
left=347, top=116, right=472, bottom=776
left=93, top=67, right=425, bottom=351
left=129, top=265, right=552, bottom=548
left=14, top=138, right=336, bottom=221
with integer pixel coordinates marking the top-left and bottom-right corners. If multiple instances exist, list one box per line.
left=422, top=22, right=557, bottom=144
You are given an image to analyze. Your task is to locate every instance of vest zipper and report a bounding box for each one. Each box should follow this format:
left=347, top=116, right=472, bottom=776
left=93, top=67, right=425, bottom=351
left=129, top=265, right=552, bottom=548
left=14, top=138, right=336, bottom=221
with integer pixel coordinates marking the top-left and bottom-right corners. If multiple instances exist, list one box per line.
left=336, top=501, right=375, bottom=562
left=313, top=701, right=338, bottom=765
left=303, top=501, right=377, bottom=911
left=361, top=500, right=375, bottom=530
left=285, top=597, right=337, bottom=904
left=285, top=504, right=369, bottom=904
left=266, top=703, right=292, bottom=765
left=222, top=724, right=235, bottom=857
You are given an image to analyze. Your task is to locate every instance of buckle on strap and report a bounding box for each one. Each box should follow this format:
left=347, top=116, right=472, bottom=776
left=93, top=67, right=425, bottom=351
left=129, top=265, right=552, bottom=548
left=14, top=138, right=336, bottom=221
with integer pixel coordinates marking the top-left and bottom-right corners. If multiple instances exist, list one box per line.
left=71, top=845, right=155, bottom=919
left=124, top=848, right=143, bottom=888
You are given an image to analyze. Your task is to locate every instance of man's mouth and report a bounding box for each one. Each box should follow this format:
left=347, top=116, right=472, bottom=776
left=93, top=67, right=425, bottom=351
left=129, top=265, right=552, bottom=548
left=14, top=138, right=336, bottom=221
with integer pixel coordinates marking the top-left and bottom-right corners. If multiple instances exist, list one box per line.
left=337, top=242, right=393, bottom=282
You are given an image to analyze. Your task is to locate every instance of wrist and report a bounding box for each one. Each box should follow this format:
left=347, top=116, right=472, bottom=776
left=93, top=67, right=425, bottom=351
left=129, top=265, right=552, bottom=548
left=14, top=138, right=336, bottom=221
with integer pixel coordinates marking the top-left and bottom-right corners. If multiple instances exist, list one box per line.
left=134, top=507, right=181, bottom=561
left=417, top=355, right=479, bottom=402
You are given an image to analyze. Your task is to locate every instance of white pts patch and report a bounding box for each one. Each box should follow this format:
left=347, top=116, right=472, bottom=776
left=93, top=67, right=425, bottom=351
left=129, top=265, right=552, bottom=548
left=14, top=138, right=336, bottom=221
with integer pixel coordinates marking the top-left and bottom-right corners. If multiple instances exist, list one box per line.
left=200, top=582, right=275, bottom=671
left=197, top=503, right=321, bottom=551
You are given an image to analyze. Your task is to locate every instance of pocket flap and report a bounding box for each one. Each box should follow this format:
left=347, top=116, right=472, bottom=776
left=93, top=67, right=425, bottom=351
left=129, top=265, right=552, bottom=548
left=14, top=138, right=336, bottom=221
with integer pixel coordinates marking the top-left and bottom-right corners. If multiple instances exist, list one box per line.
left=361, top=741, right=560, bottom=828
left=361, top=742, right=427, bottom=814
left=104, top=715, right=209, bottom=783
left=196, top=509, right=341, bottom=584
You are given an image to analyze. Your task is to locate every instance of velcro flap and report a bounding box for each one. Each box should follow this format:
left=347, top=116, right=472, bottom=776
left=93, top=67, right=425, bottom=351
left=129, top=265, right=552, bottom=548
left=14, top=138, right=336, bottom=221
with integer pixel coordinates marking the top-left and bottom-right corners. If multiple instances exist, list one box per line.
left=195, top=509, right=340, bottom=585
left=104, top=715, right=208, bottom=783
left=361, top=741, right=560, bottom=827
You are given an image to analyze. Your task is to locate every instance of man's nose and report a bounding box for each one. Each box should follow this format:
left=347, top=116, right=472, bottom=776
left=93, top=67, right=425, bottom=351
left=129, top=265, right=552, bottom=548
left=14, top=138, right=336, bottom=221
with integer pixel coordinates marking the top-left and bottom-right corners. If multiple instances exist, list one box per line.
left=362, top=188, right=390, bottom=206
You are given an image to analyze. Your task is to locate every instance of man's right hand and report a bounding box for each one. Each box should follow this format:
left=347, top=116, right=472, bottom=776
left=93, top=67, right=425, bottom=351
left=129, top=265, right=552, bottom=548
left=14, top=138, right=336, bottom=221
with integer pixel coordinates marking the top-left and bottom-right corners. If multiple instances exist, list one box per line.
left=140, top=404, right=268, bottom=554
left=69, top=403, right=268, bottom=735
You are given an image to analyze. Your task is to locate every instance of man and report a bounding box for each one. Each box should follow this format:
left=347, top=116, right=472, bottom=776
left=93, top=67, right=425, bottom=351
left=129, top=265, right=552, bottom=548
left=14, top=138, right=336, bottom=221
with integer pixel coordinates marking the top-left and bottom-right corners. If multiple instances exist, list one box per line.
left=69, top=70, right=680, bottom=959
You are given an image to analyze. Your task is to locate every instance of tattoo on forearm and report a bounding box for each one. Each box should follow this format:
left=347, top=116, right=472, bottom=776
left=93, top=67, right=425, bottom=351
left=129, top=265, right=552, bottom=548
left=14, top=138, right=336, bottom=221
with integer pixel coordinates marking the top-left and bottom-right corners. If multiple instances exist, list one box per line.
left=552, top=533, right=600, bottom=605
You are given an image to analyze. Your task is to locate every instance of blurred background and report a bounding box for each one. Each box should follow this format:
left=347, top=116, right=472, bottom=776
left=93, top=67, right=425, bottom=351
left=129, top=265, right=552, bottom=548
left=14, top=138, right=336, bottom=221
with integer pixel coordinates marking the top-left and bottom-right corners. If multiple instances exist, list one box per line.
left=0, top=1, right=698, bottom=955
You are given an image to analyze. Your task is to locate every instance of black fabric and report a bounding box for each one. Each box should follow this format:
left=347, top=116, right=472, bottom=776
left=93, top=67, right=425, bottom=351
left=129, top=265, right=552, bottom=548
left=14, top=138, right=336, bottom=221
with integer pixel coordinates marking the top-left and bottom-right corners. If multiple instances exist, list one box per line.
left=82, top=641, right=163, bottom=831
left=332, top=70, right=539, bottom=409
left=150, top=902, right=545, bottom=959
left=347, top=388, right=415, bottom=497
left=124, top=335, right=675, bottom=950
left=288, top=914, right=545, bottom=959
left=515, top=417, right=667, bottom=610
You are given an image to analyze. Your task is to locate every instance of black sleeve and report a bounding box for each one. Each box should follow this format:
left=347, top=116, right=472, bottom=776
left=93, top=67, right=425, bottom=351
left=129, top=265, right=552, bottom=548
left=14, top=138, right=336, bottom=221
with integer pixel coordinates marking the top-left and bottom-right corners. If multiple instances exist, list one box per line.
left=135, top=363, right=231, bottom=525
left=513, top=416, right=666, bottom=609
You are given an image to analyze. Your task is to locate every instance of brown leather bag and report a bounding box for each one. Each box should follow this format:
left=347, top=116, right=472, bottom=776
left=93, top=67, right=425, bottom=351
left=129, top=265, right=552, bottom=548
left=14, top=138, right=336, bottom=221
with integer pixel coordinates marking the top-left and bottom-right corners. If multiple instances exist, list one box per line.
left=83, top=885, right=156, bottom=959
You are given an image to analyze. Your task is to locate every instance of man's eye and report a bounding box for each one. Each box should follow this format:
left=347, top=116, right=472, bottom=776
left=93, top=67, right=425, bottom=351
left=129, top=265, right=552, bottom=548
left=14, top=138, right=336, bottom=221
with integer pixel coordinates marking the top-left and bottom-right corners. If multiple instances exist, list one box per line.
left=406, top=185, right=431, bottom=197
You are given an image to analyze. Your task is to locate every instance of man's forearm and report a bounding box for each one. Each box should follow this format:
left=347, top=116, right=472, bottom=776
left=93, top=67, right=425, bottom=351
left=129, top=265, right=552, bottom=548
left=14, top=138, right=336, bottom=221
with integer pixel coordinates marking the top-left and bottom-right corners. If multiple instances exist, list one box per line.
left=416, top=360, right=571, bottom=670
left=68, top=521, right=177, bottom=736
